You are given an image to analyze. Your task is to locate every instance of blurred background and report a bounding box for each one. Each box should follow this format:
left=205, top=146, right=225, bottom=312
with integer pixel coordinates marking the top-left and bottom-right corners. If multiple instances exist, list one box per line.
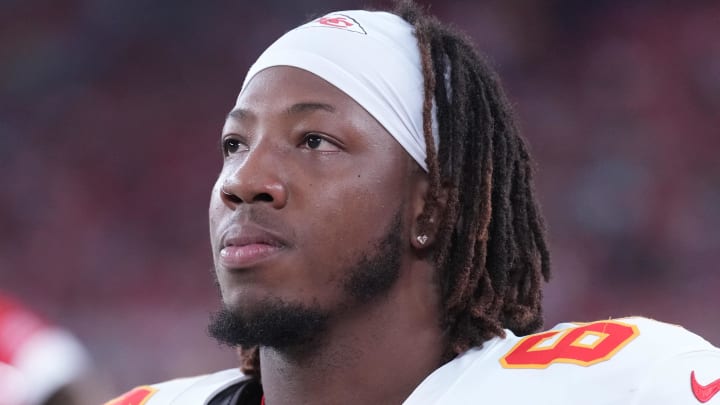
left=1, top=0, right=719, bottom=400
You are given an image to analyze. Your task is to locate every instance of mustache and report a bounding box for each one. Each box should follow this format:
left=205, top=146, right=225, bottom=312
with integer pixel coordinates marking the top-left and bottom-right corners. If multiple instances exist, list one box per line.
left=217, top=206, right=297, bottom=245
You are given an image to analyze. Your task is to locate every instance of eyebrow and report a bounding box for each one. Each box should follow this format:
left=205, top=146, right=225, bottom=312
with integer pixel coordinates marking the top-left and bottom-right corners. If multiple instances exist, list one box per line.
left=226, top=102, right=336, bottom=121
left=286, top=102, right=335, bottom=115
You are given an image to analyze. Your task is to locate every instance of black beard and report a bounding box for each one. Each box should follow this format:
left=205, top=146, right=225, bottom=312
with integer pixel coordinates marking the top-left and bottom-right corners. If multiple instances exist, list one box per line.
left=208, top=299, right=328, bottom=349
left=208, top=211, right=403, bottom=350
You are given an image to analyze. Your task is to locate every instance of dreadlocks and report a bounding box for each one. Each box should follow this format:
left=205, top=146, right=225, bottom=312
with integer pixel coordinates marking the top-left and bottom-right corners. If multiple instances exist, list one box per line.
left=397, top=0, right=551, bottom=358
left=238, top=0, right=550, bottom=378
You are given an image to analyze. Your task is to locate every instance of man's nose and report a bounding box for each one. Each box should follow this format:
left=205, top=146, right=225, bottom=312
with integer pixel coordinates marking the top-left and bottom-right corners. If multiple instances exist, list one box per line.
left=219, top=146, right=288, bottom=210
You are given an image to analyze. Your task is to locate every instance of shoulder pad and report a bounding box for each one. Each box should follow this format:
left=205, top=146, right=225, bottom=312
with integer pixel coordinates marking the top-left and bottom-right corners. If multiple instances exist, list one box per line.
left=105, top=369, right=247, bottom=405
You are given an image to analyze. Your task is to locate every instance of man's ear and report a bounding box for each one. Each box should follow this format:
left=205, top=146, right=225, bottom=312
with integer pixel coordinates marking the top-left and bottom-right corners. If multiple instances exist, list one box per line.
left=409, top=174, right=447, bottom=250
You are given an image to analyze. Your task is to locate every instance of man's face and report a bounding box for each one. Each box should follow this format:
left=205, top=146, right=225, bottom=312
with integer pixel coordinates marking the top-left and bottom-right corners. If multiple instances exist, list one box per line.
left=208, top=66, right=423, bottom=348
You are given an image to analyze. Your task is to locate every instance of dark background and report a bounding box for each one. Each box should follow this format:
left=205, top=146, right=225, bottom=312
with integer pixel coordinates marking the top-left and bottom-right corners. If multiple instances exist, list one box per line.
left=1, top=0, right=718, bottom=399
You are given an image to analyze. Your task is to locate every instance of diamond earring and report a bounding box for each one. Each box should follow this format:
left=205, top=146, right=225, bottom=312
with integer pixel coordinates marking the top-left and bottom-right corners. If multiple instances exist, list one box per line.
left=416, top=235, right=428, bottom=245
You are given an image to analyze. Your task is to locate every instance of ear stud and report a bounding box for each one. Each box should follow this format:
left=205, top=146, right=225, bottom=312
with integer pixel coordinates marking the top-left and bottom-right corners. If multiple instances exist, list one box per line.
left=416, top=235, right=428, bottom=245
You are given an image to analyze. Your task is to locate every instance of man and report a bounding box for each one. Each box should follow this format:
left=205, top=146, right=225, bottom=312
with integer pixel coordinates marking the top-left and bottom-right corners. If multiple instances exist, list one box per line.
left=107, top=1, right=720, bottom=404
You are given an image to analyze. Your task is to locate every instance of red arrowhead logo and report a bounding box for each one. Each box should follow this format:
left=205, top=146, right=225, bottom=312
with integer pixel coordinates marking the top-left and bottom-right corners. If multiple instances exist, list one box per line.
left=691, top=371, right=720, bottom=403
left=318, top=16, right=354, bottom=28
left=300, top=14, right=367, bottom=35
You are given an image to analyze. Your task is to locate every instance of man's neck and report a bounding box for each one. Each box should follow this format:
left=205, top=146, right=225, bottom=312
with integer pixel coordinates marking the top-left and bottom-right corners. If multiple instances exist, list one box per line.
left=259, top=263, right=444, bottom=405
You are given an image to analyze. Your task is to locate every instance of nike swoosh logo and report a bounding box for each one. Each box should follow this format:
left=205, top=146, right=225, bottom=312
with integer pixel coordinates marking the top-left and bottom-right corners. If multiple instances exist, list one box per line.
left=691, top=371, right=720, bottom=403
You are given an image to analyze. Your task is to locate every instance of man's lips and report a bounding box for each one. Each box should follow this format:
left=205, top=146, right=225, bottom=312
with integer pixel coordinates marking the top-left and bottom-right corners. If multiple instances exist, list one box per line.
left=219, top=226, right=288, bottom=269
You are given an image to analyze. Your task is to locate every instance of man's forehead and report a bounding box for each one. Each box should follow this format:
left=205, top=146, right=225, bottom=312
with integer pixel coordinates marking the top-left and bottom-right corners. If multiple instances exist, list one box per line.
left=235, top=9, right=434, bottom=171
left=226, top=102, right=336, bottom=122
left=230, top=66, right=355, bottom=117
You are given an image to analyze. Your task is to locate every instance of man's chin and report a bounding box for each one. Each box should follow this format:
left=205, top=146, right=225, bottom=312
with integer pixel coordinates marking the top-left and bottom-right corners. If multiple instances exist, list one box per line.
left=208, top=210, right=403, bottom=350
left=208, top=299, right=329, bottom=350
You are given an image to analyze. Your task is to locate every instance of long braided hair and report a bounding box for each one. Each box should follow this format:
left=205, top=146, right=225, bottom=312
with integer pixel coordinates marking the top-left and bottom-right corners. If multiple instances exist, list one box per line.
left=238, top=0, right=551, bottom=378
left=398, top=0, right=550, bottom=359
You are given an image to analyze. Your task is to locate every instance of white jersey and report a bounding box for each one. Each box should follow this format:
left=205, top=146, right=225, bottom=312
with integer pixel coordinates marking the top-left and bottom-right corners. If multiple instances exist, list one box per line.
left=404, top=317, right=720, bottom=404
left=106, top=317, right=720, bottom=405
left=105, top=369, right=248, bottom=405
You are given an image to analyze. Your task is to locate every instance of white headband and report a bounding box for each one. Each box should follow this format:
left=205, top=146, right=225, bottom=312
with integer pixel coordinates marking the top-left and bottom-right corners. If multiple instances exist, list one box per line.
left=237, top=10, right=439, bottom=172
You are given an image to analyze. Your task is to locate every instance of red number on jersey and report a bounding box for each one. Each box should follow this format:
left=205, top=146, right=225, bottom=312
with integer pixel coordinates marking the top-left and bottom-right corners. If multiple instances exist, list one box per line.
left=104, top=386, right=157, bottom=405
left=500, top=320, right=639, bottom=369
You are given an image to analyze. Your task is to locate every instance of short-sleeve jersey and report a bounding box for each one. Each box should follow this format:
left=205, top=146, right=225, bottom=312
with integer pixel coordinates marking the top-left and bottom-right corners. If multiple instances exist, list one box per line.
left=404, top=317, right=720, bottom=404
left=106, top=317, right=720, bottom=405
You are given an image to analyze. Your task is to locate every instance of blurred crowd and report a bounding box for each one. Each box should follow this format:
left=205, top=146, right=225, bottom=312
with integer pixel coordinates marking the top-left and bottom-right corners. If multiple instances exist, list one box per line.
left=1, top=0, right=718, bottom=399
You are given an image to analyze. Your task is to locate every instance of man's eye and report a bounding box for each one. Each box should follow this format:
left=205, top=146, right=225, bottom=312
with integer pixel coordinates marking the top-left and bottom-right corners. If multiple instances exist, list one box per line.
left=302, top=134, right=340, bottom=152
left=223, top=138, right=242, bottom=155
left=305, top=134, right=323, bottom=149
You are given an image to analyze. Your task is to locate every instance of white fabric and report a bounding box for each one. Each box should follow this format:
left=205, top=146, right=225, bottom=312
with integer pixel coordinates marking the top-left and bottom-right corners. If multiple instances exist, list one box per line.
left=238, top=10, right=438, bottom=171
left=403, top=317, right=720, bottom=404
left=147, top=369, right=246, bottom=405
left=14, top=328, right=90, bottom=405
left=104, top=369, right=247, bottom=405
left=113, top=317, right=720, bottom=404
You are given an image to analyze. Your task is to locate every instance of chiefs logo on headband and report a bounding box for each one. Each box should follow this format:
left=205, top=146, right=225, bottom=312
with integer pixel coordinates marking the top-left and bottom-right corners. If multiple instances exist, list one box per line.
left=299, top=13, right=367, bottom=34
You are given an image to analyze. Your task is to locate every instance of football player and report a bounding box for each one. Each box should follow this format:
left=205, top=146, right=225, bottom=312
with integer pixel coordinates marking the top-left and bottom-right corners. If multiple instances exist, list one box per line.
left=107, top=1, right=720, bottom=404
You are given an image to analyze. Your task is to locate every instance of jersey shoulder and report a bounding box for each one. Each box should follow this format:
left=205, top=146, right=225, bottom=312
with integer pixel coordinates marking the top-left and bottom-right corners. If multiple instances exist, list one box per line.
left=599, top=317, right=720, bottom=404
left=105, top=369, right=247, bottom=405
left=494, top=316, right=716, bottom=372
left=403, top=317, right=720, bottom=405
left=547, top=316, right=716, bottom=358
